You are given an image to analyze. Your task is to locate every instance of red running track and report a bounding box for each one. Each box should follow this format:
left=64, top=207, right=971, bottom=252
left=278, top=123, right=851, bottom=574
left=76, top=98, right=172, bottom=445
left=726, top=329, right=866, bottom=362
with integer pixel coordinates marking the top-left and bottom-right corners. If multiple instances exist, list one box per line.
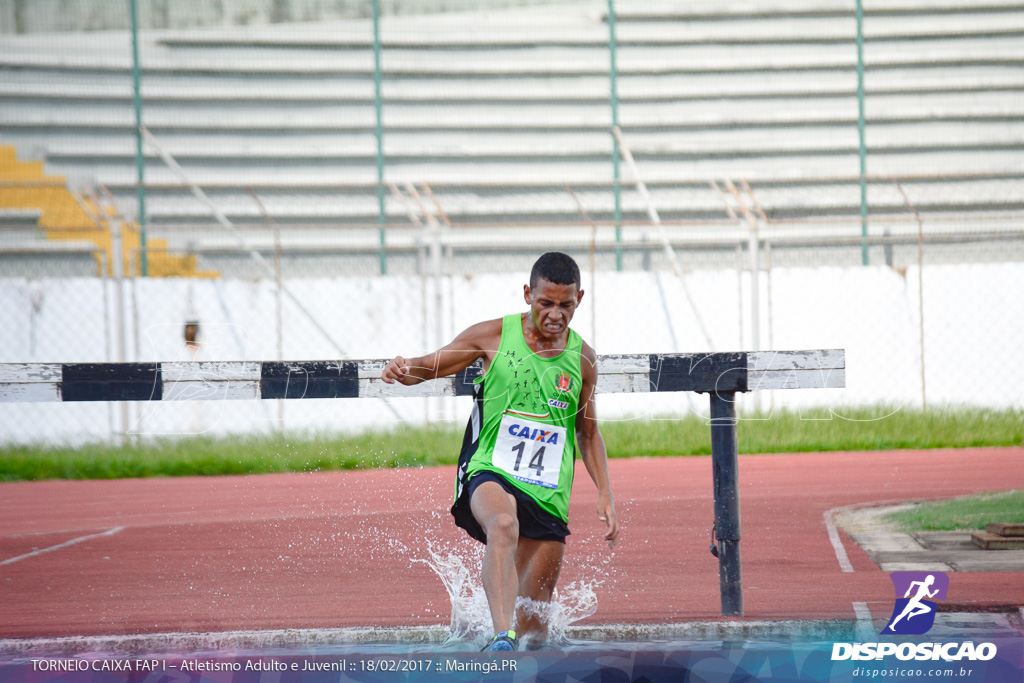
left=1, top=448, right=1022, bottom=639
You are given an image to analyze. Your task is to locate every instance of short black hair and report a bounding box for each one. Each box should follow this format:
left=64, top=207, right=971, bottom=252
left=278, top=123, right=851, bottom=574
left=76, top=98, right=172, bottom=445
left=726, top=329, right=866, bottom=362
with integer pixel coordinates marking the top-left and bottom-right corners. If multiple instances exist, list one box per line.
left=530, top=252, right=581, bottom=290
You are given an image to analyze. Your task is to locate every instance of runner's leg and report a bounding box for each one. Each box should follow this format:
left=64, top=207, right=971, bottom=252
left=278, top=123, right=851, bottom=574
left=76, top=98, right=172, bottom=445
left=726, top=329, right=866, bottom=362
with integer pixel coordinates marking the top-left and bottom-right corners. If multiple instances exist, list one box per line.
left=470, top=481, right=520, bottom=634
left=907, top=603, right=932, bottom=620
left=514, top=538, right=565, bottom=644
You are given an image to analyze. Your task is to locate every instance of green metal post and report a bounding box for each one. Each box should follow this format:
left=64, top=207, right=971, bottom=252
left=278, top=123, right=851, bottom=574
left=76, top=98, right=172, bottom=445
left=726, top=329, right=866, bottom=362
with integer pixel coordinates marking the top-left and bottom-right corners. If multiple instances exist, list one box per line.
left=130, top=0, right=147, bottom=276
left=608, top=0, right=622, bottom=271
left=373, top=0, right=387, bottom=275
left=856, top=0, right=869, bottom=266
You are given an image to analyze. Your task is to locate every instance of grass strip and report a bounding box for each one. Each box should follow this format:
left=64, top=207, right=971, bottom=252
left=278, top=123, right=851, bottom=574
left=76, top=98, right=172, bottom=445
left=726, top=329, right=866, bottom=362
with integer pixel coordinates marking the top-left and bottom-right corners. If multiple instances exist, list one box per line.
left=0, top=426, right=464, bottom=482
left=881, top=490, right=1024, bottom=532
left=606, top=405, right=1023, bottom=457
left=0, top=406, right=1020, bottom=482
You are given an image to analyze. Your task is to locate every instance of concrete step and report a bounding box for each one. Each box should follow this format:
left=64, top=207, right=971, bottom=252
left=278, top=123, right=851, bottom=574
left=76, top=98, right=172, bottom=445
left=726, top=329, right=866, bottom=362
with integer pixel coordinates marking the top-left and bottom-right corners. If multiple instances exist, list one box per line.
left=971, top=532, right=1024, bottom=550
left=4, top=94, right=1023, bottom=133
left=94, top=177, right=1022, bottom=225
left=156, top=12, right=1024, bottom=49
left=3, top=71, right=1020, bottom=105
left=1, top=38, right=1021, bottom=77
left=27, top=150, right=1024, bottom=188
left=873, top=547, right=1024, bottom=570
left=615, top=0, right=1024, bottom=21
left=19, top=119, right=1022, bottom=157
left=0, top=209, right=42, bottom=229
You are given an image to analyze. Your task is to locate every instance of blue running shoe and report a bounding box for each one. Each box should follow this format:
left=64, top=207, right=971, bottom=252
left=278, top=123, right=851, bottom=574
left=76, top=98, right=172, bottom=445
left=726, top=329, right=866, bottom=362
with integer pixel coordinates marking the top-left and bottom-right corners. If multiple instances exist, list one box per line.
left=481, top=630, right=518, bottom=652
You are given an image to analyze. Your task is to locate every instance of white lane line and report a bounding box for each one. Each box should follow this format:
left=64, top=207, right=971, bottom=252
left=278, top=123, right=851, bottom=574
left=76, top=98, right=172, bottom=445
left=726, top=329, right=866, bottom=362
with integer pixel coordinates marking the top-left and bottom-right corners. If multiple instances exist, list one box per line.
left=824, top=506, right=855, bottom=573
left=0, top=526, right=125, bottom=566
left=853, top=602, right=875, bottom=641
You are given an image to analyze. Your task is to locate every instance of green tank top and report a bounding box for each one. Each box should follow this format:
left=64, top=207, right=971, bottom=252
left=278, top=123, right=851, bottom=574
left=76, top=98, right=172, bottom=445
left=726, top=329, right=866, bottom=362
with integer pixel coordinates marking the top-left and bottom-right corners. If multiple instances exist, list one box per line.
left=457, top=313, right=584, bottom=522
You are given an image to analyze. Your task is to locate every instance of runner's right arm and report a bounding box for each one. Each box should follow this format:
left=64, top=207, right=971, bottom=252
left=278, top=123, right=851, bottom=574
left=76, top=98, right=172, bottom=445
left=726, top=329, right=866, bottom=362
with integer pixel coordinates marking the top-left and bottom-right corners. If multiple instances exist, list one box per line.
left=381, top=319, right=502, bottom=386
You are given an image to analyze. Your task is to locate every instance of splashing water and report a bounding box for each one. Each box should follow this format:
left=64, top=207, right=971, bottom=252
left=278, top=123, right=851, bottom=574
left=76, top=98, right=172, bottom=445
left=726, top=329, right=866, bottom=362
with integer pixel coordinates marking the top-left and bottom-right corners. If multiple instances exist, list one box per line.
left=344, top=471, right=618, bottom=650
left=411, top=541, right=489, bottom=644
left=410, top=539, right=607, bottom=650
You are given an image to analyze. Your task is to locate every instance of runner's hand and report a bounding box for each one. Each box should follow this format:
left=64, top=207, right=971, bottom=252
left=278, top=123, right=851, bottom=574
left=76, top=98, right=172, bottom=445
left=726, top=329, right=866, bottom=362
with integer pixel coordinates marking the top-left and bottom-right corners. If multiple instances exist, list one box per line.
left=382, top=356, right=412, bottom=384
left=597, top=495, right=619, bottom=549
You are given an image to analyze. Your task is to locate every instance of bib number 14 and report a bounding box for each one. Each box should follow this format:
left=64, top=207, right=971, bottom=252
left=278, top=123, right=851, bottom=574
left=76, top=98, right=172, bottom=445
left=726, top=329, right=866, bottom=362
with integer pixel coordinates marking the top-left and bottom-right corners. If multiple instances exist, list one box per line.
left=511, top=441, right=546, bottom=477
left=493, top=414, right=566, bottom=489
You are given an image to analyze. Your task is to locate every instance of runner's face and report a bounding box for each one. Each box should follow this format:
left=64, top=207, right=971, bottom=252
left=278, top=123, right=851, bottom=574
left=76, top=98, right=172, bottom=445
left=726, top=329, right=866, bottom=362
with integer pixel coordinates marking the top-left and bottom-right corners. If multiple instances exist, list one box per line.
left=524, top=277, right=583, bottom=340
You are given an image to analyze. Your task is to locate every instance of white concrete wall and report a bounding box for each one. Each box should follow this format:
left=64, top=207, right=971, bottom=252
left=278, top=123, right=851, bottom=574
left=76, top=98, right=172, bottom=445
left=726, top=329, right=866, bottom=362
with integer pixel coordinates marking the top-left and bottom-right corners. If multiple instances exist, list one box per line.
left=0, top=262, right=1021, bottom=446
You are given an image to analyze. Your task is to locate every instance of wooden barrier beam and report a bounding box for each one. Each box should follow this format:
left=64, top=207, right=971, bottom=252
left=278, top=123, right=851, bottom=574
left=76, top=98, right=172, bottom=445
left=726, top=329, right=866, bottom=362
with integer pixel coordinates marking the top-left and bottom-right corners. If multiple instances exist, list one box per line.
left=0, top=350, right=844, bottom=403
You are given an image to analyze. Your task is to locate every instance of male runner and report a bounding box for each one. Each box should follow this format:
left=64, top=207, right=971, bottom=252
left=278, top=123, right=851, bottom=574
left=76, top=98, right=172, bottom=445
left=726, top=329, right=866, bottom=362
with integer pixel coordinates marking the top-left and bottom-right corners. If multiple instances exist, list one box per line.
left=381, top=252, right=619, bottom=651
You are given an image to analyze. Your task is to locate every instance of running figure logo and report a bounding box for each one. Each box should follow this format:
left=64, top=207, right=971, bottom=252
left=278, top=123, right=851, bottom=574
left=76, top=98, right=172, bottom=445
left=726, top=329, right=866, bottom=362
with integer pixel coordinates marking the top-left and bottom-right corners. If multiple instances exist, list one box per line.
left=881, top=572, right=950, bottom=635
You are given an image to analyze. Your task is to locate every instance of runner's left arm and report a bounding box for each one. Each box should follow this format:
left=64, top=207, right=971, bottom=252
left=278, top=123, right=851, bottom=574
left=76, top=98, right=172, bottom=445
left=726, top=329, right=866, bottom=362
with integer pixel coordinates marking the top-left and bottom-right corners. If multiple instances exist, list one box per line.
left=576, top=343, right=619, bottom=549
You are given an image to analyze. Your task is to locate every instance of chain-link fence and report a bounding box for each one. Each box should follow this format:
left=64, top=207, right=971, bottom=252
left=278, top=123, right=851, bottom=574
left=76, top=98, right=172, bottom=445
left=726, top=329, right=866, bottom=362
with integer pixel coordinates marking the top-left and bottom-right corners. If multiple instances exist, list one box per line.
left=2, top=0, right=1022, bottom=445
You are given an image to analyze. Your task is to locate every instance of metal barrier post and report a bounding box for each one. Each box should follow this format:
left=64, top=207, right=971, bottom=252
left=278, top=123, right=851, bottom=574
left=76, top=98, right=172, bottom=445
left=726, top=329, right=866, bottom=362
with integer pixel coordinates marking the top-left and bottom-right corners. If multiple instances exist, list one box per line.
left=710, top=391, right=743, bottom=616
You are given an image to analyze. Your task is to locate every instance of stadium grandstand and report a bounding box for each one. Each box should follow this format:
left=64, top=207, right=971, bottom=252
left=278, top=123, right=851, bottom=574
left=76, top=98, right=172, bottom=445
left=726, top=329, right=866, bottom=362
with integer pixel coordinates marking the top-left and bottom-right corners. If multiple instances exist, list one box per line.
left=1, top=0, right=1022, bottom=278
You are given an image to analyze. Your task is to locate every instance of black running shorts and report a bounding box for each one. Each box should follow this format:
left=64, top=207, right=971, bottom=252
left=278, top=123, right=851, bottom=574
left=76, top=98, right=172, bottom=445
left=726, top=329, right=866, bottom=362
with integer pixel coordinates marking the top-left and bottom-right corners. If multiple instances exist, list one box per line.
left=451, top=470, right=570, bottom=545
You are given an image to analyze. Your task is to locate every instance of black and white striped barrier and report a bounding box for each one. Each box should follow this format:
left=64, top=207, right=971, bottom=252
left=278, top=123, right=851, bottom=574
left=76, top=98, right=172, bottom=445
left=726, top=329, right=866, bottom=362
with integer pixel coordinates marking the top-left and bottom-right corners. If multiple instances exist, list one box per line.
left=0, top=350, right=843, bottom=403
left=0, top=349, right=845, bottom=619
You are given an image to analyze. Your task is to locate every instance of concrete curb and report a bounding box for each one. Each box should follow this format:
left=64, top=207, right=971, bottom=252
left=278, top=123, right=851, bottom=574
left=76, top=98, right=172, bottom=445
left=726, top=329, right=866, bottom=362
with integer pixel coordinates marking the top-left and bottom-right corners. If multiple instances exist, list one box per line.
left=5, top=614, right=1021, bottom=659
left=834, top=502, right=1024, bottom=572
left=0, top=621, right=860, bottom=658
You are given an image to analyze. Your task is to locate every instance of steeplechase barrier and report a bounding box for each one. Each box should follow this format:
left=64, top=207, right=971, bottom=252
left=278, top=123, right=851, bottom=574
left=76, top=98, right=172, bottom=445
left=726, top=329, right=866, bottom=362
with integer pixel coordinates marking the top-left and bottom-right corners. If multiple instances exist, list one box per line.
left=0, top=348, right=845, bottom=617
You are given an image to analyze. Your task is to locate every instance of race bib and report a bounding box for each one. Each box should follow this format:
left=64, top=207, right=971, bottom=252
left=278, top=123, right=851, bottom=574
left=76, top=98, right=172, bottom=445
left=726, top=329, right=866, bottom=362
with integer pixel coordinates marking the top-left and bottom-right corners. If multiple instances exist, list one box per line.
left=492, top=413, right=566, bottom=490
